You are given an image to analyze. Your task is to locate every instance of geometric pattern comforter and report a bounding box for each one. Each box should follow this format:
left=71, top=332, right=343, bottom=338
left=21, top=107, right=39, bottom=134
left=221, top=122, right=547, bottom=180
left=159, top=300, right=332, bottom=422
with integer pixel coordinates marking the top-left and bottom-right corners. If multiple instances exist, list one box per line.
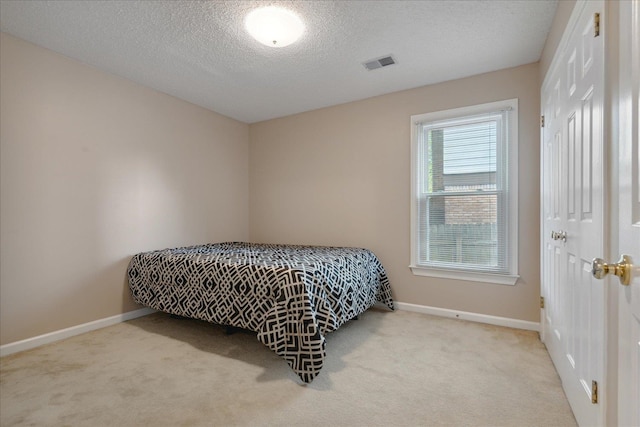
left=127, top=242, right=394, bottom=383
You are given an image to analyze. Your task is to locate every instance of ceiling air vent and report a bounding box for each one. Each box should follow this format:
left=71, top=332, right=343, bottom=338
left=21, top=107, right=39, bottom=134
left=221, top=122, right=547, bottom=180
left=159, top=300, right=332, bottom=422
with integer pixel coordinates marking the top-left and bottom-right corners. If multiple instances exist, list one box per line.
left=363, top=55, right=396, bottom=71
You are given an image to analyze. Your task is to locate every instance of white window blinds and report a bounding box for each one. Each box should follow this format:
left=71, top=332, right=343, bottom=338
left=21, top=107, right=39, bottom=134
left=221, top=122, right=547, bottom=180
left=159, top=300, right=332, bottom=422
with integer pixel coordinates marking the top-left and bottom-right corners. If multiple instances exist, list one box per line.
left=411, top=99, right=518, bottom=283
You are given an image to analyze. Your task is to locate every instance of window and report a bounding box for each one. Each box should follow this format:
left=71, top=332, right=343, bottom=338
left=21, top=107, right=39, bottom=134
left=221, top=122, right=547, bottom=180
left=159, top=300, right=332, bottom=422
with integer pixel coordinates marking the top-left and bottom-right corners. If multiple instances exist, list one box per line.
left=410, top=99, right=519, bottom=285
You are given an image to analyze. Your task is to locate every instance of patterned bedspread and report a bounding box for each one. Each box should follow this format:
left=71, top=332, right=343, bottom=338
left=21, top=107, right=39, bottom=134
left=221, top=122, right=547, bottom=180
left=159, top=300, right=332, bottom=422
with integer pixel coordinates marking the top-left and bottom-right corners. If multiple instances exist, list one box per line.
left=127, top=242, right=394, bottom=383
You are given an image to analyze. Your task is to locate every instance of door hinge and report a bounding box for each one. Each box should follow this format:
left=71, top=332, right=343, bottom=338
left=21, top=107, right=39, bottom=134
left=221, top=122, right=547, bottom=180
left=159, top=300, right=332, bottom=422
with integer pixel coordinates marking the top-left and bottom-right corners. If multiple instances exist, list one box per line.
left=540, top=115, right=545, bottom=128
left=592, top=380, right=598, bottom=404
left=594, top=13, right=600, bottom=37
left=540, top=296, right=545, bottom=309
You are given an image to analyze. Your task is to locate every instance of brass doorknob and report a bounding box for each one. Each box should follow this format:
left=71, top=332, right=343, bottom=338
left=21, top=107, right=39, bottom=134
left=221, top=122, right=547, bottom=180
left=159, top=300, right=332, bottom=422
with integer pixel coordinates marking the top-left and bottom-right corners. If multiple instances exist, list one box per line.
left=591, top=255, right=632, bottom=286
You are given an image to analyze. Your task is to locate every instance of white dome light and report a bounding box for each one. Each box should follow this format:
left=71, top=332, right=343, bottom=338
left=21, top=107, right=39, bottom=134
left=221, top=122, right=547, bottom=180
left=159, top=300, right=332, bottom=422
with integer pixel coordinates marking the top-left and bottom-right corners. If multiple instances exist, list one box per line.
left=245, top=6, right=304, bottom=48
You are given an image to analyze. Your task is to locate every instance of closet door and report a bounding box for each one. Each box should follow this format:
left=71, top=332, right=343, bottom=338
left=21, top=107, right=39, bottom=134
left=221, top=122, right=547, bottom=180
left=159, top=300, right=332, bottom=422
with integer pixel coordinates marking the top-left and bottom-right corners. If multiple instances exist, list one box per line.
left=540, top=1, right=605, bottom=425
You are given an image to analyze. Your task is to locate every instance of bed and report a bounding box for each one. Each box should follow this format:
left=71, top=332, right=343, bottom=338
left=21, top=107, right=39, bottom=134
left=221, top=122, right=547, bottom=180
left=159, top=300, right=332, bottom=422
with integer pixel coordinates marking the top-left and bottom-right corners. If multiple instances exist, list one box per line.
left=127, top=242, right=394, bottom=383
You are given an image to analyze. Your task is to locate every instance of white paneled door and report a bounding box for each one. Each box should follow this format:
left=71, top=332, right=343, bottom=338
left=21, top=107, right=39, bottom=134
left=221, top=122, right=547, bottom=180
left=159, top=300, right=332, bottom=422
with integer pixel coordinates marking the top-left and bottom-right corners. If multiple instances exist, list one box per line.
left=541, top=1, right=605, bottom=425
left=543, top=1, right=640, bottom=425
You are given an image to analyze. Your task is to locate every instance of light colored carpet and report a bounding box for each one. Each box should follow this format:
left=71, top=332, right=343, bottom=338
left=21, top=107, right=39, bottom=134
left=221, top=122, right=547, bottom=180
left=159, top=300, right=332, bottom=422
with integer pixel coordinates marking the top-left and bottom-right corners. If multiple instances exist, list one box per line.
left=1, top=308, right=576, bottom=426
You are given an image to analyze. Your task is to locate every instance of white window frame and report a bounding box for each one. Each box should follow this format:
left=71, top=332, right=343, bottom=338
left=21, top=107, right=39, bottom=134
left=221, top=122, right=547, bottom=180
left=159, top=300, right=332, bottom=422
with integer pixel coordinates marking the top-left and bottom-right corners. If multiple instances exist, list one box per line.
left=410, top=99, right=519, bottom=285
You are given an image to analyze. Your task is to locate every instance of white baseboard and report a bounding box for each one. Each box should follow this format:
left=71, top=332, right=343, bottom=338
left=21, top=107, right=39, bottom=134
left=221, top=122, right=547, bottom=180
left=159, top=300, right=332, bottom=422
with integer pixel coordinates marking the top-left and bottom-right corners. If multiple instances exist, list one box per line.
left=395, top=302, right=540, bottom=332
left=1, top=303, right=538, bottom=357
left=0, top=307, right=156, bottom=357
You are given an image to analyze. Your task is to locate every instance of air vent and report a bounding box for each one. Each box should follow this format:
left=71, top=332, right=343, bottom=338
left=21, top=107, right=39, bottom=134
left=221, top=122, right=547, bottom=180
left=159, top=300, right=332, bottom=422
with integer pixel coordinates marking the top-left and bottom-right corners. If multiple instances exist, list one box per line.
left=363, top=55, right=396, bottom=71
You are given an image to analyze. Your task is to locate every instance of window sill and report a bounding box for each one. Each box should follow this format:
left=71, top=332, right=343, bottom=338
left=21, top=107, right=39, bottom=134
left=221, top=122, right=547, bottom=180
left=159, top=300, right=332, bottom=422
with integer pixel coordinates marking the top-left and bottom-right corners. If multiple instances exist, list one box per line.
left=409, top=265, right=519, bottom=286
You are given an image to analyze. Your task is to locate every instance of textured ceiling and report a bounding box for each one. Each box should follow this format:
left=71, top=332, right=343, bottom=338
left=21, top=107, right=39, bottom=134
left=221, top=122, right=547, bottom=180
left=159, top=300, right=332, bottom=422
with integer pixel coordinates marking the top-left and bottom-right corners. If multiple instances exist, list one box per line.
left=0, top=0, right=558, bottom=123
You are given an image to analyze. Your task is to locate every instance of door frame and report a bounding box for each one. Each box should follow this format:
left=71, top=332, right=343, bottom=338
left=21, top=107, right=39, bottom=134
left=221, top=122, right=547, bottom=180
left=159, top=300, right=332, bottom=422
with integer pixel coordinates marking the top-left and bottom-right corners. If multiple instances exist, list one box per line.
left=609, top=0, right=640, bottom=425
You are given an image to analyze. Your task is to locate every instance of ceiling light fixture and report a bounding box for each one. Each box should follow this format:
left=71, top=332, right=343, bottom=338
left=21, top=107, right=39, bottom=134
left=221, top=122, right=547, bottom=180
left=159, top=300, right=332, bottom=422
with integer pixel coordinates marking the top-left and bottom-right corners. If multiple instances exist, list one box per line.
left=245, top=6, right=304, bottom=48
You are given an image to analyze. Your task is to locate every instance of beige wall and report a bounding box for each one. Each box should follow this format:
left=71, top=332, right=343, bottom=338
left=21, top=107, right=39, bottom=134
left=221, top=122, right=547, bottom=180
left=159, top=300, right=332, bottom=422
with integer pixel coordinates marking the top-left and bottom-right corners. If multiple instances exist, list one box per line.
left=0, top=33, right=249, bottom=345
left=1, top=23, right=552, bottom=346
left=250, top=63, right=541, bottom=322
